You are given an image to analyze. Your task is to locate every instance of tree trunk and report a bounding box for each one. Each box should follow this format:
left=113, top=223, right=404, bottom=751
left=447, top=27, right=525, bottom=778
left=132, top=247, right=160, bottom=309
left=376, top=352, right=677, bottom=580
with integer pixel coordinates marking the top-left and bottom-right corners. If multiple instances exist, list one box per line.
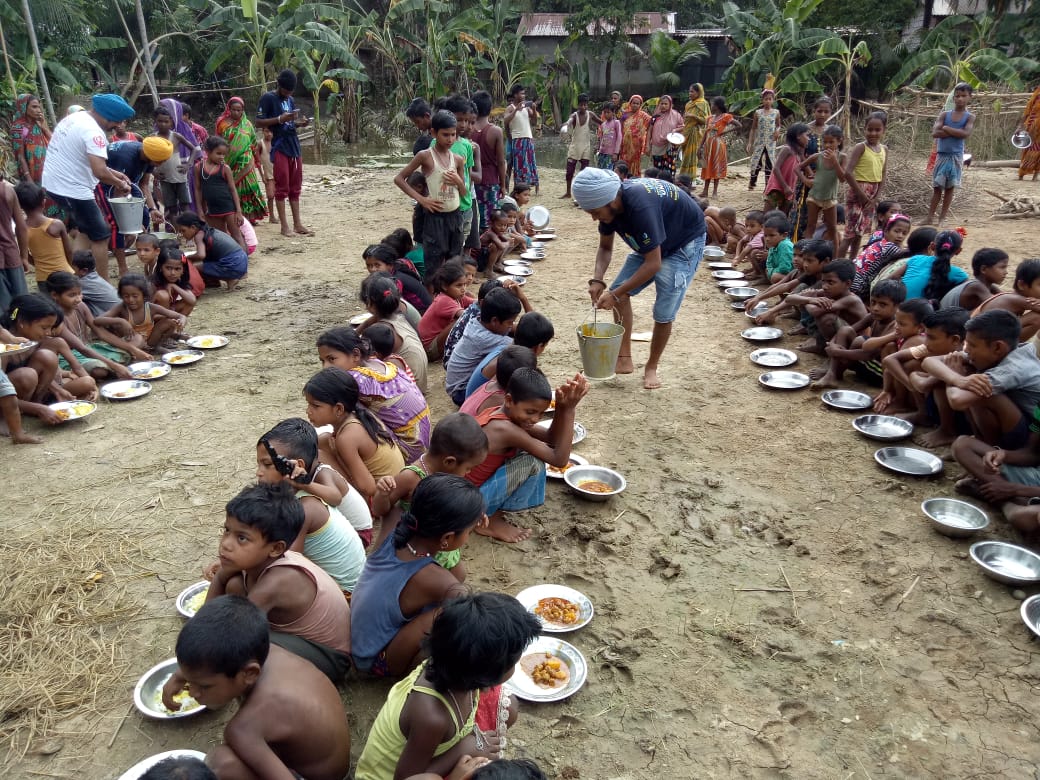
left=605, top=58, right=613, bottom=96
left=0, top=16, right=18, bottom=99
left=134, top=0, right=161, bottom=107
left=20, top=0, right=55, bottom=123
left=843, top=60, right=852, bottom=142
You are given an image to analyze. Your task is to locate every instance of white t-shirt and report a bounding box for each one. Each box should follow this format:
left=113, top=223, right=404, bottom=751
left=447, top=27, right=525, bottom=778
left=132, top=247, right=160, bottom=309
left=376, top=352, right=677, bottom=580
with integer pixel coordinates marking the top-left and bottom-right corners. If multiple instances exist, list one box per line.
left=41, top=111, right=108, bottom=200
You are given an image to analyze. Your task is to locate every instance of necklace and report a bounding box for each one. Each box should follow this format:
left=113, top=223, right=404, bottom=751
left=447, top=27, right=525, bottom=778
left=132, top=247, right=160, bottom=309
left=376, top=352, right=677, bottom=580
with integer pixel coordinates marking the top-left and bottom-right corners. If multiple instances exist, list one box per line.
left=200, top=161, right=218, bottom=181
left=432, top=145, right=453, bottom=171
left=418, top=454, right=430, bottom=476
left=448, top=689, right=483, bottom=748
left=405, top=542, right=431, bottom=558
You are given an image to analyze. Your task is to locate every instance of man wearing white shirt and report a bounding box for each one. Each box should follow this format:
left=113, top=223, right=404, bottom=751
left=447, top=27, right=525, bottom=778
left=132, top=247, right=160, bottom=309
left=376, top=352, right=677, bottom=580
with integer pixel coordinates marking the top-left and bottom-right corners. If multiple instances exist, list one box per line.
left=42, top=93, right=134, bottom=280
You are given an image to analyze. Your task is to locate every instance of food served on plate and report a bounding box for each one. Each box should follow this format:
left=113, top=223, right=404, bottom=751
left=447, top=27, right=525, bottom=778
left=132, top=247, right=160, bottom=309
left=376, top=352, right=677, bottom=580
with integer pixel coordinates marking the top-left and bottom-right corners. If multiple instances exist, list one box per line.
left=534, top=596, right=579, bottom=625
left=546, top=461, right=575, bottom=477
left=185, top=587, right=208, bottom=615
left=578, top=479, right=614, bottom=493
left=0, top=342, right=30, bottom=352
left=521, top=651, right=570, bottom=689
left=55, top=402, right=94, bottom=421
left=152, top=674, right=200, bottom=714
left=191, top=337, right=224, bottom=348
left=166, top=354, right=192, bottom=364
left=131, top=366, right=166, bottom=379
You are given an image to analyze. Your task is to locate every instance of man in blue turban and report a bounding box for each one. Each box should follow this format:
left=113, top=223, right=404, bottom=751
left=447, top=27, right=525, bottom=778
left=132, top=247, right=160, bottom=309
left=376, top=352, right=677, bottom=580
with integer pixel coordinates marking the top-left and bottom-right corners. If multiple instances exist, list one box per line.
left=574, top=166, right=707, bottom=389
left=42, top=94, right=134, bottom=279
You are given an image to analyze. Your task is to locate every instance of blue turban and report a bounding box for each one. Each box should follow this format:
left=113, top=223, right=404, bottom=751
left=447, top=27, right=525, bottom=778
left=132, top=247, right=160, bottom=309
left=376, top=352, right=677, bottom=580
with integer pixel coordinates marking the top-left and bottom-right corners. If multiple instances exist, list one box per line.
left=572, top=167, right=621, bottom=211
left=92, top=93, right=135, bottom=122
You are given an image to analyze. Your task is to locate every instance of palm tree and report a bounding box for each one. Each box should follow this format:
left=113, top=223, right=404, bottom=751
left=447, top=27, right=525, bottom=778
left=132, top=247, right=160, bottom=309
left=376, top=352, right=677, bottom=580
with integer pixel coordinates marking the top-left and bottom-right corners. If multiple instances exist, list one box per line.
left=646, top=31, right=708, bottom=93
left=780, top=33, right=871, bottom=138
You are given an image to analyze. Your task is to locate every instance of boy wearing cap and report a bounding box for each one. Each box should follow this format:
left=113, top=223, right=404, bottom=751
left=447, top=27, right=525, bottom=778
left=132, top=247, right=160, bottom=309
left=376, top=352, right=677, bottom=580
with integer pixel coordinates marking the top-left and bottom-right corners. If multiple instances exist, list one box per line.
left=41, top=93, right=134, bottom=280
left=575, top=167, right=707, bottom=390
left=256, top=69, right=311, bottom=237
left=100, top=136, right=172, bottom=276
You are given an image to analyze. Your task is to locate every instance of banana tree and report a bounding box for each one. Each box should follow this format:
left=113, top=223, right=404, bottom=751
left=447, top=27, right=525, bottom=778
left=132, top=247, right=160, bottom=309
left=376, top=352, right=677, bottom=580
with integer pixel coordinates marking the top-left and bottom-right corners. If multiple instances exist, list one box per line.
left=780, top=33, right=871, bottom=138
left=646, top=30, right=708, bottom=93
left=887, top=13, right=1039, bottom=92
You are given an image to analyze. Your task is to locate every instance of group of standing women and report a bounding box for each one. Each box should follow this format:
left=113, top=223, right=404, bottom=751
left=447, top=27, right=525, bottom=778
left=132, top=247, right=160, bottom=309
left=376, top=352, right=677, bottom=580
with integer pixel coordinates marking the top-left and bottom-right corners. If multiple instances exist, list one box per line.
left=9, top=93, right=269, bottom=226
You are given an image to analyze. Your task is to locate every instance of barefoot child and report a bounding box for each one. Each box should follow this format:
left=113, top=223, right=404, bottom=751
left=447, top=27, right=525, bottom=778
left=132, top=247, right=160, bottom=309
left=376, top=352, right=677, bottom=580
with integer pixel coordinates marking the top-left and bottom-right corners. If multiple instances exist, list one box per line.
left=306, top=367, right=406, bottom=501
left=394, top=110, right=466, bottom=281
left=71, top=251, right=121, bottom=316
left=884, top=229, right=965, bottom=305
left=260, top=126, right=277, bottom=223
left=464, top=310, right=554, bottom=400
left=850, top=213, right=911, bottom=301
left=811, top=279, right=906, bottom=388
left=926, top=83, right=974, bottom=227
left=763, top=124, right=811, bottom=214
left=162, top=596, right=351, bottom=780
left=596, top=103, right=621, bottom=170
left=0, top=364, right=41, bottom=443
left=562, top=93, right=595, bottom=199
left=466, top=369, right=590, bottom=542
left=940, top=248, right=1008, bottom=311
left=45, top=272, right=133, bottom=379
left=150, top=245, right=198, bottom=316
left=372, top=413, right=490, bottom=568
left=256, top=418, right=367, bottom=594
left=877, top=306, right=968, bottom=419
left=762, top=215, right=794, bottom=284
left=355, top=592, right=541, bottom=779
left=786, top=259, right=869, bottom=353
left=368, top=321, right=419, bottom=386
left=445, top=287, right=522, bottom=406
left=194, top=482, right=352, bottom=681
left=16, top=181, right=72, bottom=287
left=460, top=345, right=537, bottom=417
left=419, top=262, right=475, bottom=360
left=363, top=243, right=432, bottom=314
left=174, top=212, right=248, bottom=292
left=193, top=135, right=247, bottom=251
left=748, top=238, right=832, bottom=325
left=919, top=310, right=1040, bottom=448
left=101, top=274, right=186, bottom=352
left=479, top=210, right=519, bottom=277
left=350, top=474, right=483, bottom=678
left=839, top=112, right=888, bottom=259
left=801, top=125, right=847, bottom=248
left=747, top=89, right=780, bottom=191
left=734, top=210, right=765, bottom=270
left=967, top=257, right=1040, bottom=341
left=869, top=298, right=933, bottom=412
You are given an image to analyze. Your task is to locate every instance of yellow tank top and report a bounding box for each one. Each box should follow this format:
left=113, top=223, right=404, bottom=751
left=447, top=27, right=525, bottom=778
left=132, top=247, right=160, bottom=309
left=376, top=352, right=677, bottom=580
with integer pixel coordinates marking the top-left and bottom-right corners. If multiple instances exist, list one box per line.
left=28, top=219, right=73, bottom=282
left=853, top=145, right=886, bottom=183
left=425, top=148, right=461, bottom=212
left=344, top=418, right=406, bottom=478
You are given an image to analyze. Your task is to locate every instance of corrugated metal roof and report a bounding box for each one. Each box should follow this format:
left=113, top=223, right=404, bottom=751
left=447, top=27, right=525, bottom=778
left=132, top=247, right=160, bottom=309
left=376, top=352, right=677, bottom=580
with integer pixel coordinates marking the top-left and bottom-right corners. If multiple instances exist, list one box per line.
left=518, top=12, right=676, bottom=37
left=674, top=28, right=730, bottom=39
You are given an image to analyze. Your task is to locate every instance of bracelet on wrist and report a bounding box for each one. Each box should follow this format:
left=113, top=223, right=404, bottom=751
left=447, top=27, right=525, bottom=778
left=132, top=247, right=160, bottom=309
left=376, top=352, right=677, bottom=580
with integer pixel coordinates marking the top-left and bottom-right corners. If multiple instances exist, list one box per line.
left=588, top=278, right=605, bottom=287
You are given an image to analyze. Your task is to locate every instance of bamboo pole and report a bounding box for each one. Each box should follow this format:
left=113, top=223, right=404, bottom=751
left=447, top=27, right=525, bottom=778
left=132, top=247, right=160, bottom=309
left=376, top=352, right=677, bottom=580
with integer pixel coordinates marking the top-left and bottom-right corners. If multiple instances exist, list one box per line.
left=20, top=0, right=55, bottom=124
left=0, top=16, right=18, bottom=100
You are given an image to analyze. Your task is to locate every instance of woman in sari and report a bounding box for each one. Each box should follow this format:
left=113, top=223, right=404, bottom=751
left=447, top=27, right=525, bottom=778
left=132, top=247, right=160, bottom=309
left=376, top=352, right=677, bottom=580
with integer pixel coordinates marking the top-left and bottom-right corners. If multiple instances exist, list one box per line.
left=1017, top=85, right=1040, bottom=182
left=646, top=94, right=684, bottom=177
left=698, top=96, right=740, bottom=199
left=679, top=84, right=709, bottom=178
left=215, top=96, right=270, bottom=223
left=619, top=95, right=651, bottom=177
left=11, top=94, right=50, bottom=184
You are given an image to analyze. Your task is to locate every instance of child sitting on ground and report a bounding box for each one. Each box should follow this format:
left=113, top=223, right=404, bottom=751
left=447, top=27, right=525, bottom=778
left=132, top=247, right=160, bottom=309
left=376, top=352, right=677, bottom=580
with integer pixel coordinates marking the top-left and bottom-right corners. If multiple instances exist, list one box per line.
left=940, top=248, right=1009, bottom=311
left=875, top=306, right=968, bottom=417
left=45, top=272, right=134, bottom=378
left=467, top=369, right=590, bottom=542
left=139, top=755, right=215, bottom=780
left=917, top=310, right=1040, bottom=448
left=350, top=474, right=482, bottom=678
left=703, top=206, right=744, bottom=253
left=479, top=209, right=520, bottom=277
left=174, top=211, right=248, bottom=292
left=461, top=345, right=538, bottom=417
left=16, top=180, right=72, bottom=288
left=863, top=201, right=901, bottom=249
left=811, top=279, right=907, bottom=388
left=101, top=274, right=186, bottom=353
left=748, top=239, right=831, bottom=326
left=464, top=311, right=554, bottom=400
left=850, top=213, right=911, bottom=301
left=884, top=229, right=966, bottom=305
left=443, top=279, right=502, bottom=368
left=760, top=215, right=794, bottom=284
left=307, top=366, right=406, bottom=502
left=734, top=210, right=765, bottom=269
left=256, top=418, right=367, bottom=594
left=196, top=482, right=352, bottom=681
left=372, top=413, right=489, bottom=567
left=367, top=321, right=418, bottom=384
left=71, top=251, right=121, bottom=317
left=784, top=259, right=869, bottom=353
left=360, top=273, right=429, bottom=393
left=162, top=596, right=351, bottom=780
left=867, top=297, right=932, bottom=410
left=149, top=244, right=198, bottom=317
left=363, top=243, right=431, bottom=314
left=419, top=261, right=475, bottom=360
left=967, top=256, right=1040, bottom=341
left=382, top=227, right=426, bottom=282
left=445, top=287, right=525, bottom=406
left=0, top=357, right=41, bottom=444
left=355, top=592, right=541, bottom=779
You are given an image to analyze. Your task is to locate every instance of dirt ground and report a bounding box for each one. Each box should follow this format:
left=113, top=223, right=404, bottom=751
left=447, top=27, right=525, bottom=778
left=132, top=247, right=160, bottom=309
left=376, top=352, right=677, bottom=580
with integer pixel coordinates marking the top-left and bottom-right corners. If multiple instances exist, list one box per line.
left=5, top=156, right=1040, bottom=780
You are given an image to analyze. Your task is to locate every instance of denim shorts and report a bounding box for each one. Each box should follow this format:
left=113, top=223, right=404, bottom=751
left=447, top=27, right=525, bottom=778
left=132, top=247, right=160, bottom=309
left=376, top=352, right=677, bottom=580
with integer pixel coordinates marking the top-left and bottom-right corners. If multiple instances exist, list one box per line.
left=610, top=234, right=705, bottom=323
left=49, top=192, right=109, bottom=242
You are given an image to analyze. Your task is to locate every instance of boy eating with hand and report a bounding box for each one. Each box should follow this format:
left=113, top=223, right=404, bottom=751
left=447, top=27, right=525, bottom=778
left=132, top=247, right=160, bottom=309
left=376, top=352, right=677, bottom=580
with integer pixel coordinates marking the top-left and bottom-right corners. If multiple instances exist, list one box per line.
left=163, top=595, right=351, bottom=780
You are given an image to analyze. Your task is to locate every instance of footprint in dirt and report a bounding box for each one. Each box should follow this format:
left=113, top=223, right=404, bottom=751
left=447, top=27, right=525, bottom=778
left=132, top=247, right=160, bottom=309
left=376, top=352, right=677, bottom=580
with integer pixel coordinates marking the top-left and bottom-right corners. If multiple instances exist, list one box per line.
left=779, top=699, right=816, bottom=726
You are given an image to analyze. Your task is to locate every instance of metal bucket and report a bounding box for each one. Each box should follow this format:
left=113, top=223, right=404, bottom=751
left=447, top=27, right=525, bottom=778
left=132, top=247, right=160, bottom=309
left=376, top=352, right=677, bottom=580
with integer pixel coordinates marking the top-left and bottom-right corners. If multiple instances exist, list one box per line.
left=107, top=196, right=146, bottom=235
left=576, top=312, right=625, bottom=381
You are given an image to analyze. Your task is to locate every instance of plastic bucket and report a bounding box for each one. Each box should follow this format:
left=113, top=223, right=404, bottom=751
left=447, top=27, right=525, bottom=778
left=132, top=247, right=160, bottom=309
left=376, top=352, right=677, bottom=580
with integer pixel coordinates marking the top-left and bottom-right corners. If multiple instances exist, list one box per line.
left=576, top=317, right=625, bottom=381
left=107, top=196, right=146, bottom=235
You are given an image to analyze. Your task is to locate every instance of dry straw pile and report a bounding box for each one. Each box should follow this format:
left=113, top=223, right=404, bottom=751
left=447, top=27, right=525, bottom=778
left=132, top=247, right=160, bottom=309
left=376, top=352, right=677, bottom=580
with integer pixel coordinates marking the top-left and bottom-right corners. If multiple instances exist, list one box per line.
left=0, top=516, right=145, bottom=754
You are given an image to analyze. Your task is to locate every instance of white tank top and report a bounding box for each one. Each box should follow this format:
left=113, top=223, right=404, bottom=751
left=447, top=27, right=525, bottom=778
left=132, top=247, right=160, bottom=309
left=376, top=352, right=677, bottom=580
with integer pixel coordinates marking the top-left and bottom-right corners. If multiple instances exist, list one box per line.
left=509, top=107, right=533, bottom=140
left=425, top=148, right=461, bottom=211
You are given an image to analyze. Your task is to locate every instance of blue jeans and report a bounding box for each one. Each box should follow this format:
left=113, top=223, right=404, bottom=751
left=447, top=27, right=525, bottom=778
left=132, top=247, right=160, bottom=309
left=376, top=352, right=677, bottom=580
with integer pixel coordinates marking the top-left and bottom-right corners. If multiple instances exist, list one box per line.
left=609, top=234, right=705, bottom=323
